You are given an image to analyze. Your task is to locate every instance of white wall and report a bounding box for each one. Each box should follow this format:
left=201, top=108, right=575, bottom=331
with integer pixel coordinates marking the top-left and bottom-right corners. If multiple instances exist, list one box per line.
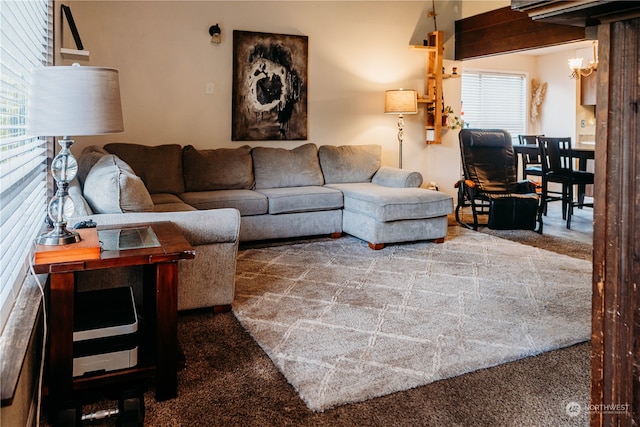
left=58, top=0, right=578, bottom=199
left=535, top=50, right=579, bottom=139
left=61, top=1, right=457, bottom=192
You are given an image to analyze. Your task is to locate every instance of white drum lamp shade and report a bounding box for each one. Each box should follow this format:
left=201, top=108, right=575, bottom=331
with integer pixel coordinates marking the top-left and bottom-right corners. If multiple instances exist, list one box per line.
left=28, top=65, right=124, bottom=136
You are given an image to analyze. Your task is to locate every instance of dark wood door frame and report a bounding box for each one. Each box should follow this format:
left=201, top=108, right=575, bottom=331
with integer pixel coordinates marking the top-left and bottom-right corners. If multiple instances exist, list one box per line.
left=590, top=20, right=639, bottom=427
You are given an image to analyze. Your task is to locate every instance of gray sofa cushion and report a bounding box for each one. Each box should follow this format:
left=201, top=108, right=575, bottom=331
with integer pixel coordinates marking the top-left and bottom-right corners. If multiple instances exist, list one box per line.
left=327, top=182, right=453, bottom=222
left=105, top=143, right=184, bottom=194
left=151, top=193, right=196, bottom=212
left=256, top=186, right=343, bottom=214
left=252, top=143, right=324, bottom=189
left=319, top=145, right=381, bottom=184
left=179, top=189, right=268, bottom=216
left=83, top=154, right=154, bottom=214
left=182, top=145, right=254, bottom=191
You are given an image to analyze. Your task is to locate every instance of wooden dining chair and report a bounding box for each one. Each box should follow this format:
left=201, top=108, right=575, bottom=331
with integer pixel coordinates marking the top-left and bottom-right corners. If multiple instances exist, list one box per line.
left=539, top=136, right=594, bottom=229
left=517, top=134, right=544, bottom=181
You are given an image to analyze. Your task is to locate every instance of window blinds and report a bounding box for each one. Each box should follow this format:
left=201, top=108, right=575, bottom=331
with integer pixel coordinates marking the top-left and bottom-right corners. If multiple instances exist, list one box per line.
left=461, top=72, right=527, bottom=144
left=0, top=0, right=52, bottom=331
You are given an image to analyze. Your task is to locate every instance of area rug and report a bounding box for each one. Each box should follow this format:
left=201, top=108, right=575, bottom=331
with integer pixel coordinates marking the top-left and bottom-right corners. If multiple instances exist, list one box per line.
left=232, top=227, right=592, bottom=412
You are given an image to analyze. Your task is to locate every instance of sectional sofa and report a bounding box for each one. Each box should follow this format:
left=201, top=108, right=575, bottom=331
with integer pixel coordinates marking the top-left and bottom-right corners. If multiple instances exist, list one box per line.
left=69, top=142, right=453, bottom=311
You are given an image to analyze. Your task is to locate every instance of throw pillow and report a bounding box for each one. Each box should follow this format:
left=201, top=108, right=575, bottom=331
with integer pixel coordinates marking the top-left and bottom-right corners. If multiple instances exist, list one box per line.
left=83, top=154, right=154, bottom=214
left=77, top=145, right=109, bottom=186
left=252, top=143, right=324, bottom=189
left=319, top=144, right=381, bottom=184
left=182, top=145, right=254, bottom=191
left=104, top=143, right=184, bottom=194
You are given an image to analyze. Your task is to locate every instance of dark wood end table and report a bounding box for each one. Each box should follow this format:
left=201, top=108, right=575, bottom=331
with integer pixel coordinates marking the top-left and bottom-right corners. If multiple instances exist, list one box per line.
left=33, top=221, right=195, bottom=410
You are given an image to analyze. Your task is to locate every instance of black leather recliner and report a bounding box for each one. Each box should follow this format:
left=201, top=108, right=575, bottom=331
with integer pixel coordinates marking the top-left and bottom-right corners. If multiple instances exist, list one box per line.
left=455, top=129, right=542, bottom=232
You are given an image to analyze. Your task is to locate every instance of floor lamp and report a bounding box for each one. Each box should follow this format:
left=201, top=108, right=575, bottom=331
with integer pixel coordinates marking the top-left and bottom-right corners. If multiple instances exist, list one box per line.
left=384, top=89, right=417, bottom=169
left=28, top=64, right=124, bottom=245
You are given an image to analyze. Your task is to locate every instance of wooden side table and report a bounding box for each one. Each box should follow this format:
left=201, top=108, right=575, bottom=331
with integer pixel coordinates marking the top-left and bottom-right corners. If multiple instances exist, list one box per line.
left=33, top=221, right=195, bottom=412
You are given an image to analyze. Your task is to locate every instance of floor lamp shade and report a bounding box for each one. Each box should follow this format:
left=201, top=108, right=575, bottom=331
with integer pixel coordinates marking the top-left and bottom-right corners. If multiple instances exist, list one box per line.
left=384, top=89, right=417, bottom=115
left=28, top=65, right=124, bottom=245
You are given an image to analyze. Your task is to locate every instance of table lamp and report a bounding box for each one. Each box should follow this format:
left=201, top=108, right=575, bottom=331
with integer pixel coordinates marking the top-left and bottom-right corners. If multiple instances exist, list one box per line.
left=384, top=89, right=417, bottom=169
left=28, top=64, right=124, bottom=245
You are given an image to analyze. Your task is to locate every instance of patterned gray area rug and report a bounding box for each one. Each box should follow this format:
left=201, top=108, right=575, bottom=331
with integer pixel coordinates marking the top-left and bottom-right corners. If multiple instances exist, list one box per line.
left=232, top=227, right=592, bottom=412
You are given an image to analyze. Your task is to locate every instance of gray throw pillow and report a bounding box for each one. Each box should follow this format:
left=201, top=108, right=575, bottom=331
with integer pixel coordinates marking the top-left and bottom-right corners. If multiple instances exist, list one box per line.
left=182, top=145, right=254, bottom=191
left=104, top=143, right=184, bottom=194
left=252, top=143, right=324, bottom=189
left=319, top=144, right=381, bottom=183
left=83, top=154, right=154, bottom=214
left=77, top=145, right=109, bottom=186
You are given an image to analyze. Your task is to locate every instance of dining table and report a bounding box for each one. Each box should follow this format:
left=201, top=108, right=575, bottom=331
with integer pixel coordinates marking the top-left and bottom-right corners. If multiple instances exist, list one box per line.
left=513, top=143, right=595, bottom=203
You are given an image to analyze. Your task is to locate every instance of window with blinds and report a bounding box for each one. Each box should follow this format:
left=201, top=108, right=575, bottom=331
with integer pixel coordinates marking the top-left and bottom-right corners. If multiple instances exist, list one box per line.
left=461, top=71, right=527, bottom=144
left=0, top=0, right=53, bottom=331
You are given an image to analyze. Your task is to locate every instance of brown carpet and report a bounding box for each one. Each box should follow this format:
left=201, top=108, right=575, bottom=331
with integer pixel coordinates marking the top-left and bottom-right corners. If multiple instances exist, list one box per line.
left=43, top=226, right=592, bottom=426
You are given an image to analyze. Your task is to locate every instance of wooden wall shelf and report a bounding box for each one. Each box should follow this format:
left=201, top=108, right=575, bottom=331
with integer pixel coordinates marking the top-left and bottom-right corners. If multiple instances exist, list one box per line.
left=60, top=48, right=90, bottom=58
left=413, top=31, right=448, bottom=144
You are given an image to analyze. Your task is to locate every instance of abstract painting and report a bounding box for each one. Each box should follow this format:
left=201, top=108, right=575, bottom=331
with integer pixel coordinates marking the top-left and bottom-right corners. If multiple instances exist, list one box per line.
left=232, top=30, right=308, bottom=141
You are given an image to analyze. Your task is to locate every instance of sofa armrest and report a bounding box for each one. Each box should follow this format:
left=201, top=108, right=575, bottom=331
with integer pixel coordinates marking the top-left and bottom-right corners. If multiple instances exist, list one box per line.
left=70, top=209, right=240, bottom=246
left=372, top=166, right=423, bottom=188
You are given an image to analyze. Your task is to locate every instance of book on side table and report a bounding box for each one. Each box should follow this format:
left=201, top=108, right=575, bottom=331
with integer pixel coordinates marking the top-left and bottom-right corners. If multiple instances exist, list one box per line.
left=34, top=227, right=101, bottom=265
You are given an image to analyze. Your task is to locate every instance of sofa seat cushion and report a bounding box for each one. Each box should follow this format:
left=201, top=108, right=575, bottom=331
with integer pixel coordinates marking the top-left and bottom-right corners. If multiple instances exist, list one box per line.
left=83, top=154, right=154, bottom=214
left=252, top=143, right=324, bottom=189
left=105, top=143, right=185, bottom=194
left=319, top=145, right=381, bottom=184
left=256, top=186, right=343, bottom=214
left=327, top=183, right=453, bottom=222
left=182, top=145, right=254, bottom=191
left=151, top=193, right=196, bottom=212
left=179, top=190, right=268, bottom=216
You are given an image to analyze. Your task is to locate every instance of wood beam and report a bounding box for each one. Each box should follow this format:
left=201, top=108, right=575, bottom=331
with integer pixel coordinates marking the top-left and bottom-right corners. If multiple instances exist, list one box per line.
left=455, top=6, right=586, bottom=60
left=512, top=0, right=640, bottom=26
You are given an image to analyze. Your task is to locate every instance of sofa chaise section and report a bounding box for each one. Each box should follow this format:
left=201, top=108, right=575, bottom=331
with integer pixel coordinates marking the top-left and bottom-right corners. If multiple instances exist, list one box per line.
left=319, top=145, right=453, bottom=249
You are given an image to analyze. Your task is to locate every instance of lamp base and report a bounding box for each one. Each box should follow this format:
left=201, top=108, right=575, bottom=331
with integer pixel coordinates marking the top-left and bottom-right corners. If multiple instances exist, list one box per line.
left=37, top=225, right=81, bottom=246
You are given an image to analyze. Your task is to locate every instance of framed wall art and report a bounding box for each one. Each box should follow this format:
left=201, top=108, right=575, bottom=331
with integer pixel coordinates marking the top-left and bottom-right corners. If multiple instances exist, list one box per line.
left=232, top=30, right=308, bottom=141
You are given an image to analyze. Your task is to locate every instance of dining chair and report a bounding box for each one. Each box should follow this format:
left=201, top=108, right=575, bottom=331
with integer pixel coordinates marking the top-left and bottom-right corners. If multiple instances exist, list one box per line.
left=517, top=134, right=544, bottom=181
left=539, top=136, right=594, bottom=229
left=518, top=134, right=543, bottom=145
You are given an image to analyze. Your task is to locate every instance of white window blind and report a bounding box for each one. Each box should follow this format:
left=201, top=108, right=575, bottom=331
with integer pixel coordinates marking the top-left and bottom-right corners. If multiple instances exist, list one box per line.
left=0, top=0, right=52, bottom=331
left=461, top=71, right=527, bottom=144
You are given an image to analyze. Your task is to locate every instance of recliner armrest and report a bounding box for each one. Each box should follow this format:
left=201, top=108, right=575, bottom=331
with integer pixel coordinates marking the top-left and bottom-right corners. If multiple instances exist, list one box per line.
left=372, top=166, right=423, bottom=188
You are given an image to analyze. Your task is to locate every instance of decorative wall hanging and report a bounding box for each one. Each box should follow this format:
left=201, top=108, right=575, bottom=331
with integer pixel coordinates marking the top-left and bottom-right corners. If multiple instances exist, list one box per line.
left=530, top=78, right=547, bottom=124
left=232, top=30, right=308, bottom=141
